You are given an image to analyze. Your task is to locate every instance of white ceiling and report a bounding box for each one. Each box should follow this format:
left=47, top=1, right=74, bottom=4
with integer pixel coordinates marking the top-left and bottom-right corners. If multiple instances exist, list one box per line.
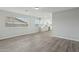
left=0, top=7, right=76, bottom=18
left=0, top=7, right=75, bottom=13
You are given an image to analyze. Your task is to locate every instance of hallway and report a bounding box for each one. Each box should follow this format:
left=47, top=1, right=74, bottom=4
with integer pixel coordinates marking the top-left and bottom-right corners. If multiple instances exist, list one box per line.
left=0, top=32, right=79, bottom=52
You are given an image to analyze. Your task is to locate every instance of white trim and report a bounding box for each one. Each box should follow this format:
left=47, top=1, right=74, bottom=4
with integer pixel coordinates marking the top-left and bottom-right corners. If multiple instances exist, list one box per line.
left=53, top=35, right=79, bottom=42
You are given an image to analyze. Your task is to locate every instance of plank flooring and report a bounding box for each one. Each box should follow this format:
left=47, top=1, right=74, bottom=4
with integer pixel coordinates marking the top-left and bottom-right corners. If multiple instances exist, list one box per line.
left=0, top=32, right=79, bottom=52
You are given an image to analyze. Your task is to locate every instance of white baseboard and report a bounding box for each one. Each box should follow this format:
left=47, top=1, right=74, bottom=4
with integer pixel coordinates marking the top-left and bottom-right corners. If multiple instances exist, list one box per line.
left=0, top=31, right=46, bottom=40
left=53, top=35, right=79, bottom=42
left=0, top=34, right=27, bottom=40
left=0, top=32, right=38, bottom=40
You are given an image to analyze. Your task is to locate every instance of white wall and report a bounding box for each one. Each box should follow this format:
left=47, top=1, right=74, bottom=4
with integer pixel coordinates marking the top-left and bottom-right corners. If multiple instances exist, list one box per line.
left=0, top=10, right=52, bottom=40
left=0, top=15, right=39, bottom=40
left=52, top=8, right=79, bottom=41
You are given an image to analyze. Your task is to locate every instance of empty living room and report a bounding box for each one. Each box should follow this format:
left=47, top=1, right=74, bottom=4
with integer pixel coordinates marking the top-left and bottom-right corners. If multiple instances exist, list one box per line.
left=0, top=7, right=79, bottom=52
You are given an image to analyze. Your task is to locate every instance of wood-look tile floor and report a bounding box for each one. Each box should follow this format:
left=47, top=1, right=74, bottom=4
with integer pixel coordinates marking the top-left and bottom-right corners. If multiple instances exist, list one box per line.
left=0, top=32, right=79, bottom=52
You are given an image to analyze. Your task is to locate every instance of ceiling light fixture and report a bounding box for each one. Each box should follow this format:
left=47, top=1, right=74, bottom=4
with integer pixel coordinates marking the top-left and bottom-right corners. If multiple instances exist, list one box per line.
left=35, top=7, right=39, bottom=10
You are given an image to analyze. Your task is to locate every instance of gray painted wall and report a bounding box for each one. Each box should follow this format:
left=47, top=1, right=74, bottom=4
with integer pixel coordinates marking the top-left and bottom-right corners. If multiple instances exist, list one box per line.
left=0, top=10, right=52, bottom=40
left=52, top=8, right=79, bottom=41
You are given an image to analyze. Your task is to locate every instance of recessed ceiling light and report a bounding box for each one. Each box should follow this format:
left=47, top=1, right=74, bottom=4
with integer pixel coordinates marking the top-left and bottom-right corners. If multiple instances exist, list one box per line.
left=34, top=7, right=39, bottom=10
